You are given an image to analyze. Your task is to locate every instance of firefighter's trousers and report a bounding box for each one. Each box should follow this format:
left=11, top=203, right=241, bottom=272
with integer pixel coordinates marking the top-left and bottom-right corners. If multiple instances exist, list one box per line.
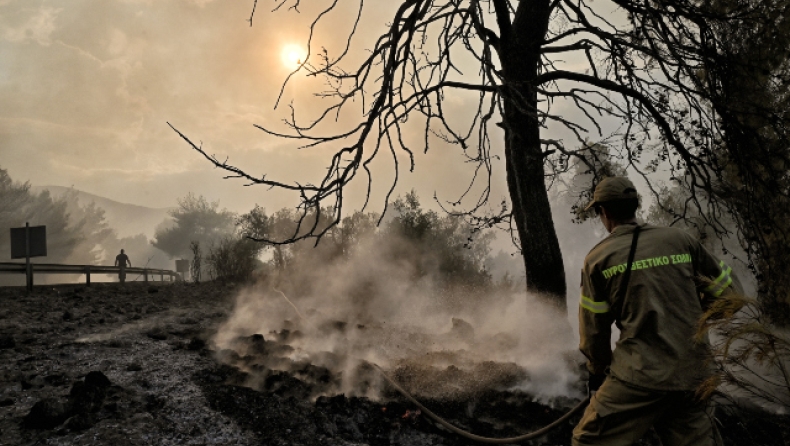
left=572, top=375, right=720, bottom=446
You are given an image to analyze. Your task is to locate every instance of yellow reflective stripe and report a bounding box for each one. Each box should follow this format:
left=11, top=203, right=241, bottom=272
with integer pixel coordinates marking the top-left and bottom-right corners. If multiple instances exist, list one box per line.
left=581, top=294, right=609, bottom=314
left=705, top=261, right=733, bottom=296
left=704, top=265, right=731, bottom=292
left=713, top=276, right=733, bottom=297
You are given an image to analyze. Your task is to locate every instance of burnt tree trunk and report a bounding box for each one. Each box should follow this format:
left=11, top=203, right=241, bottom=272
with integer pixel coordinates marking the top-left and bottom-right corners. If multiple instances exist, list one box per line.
left=500, top=0, right=567, bottom=311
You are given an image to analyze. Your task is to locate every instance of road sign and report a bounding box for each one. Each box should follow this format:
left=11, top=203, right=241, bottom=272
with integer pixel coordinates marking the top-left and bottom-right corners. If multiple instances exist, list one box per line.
left=10, top=225, right=47, bottom=259
left=10, top=223, right=47, bottom=292
left=175, top=259, right=190, bottom=273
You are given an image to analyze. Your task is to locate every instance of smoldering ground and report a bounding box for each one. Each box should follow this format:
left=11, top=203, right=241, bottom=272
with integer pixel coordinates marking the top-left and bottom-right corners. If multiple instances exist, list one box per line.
left=212, top=230, right=585, bottom=406
left=1, top=269, right=786, bottom=445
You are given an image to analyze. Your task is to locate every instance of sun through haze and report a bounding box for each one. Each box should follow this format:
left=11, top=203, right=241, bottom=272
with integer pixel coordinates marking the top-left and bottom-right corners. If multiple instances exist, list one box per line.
left=0, top=0, right=612, bottom=318
left=0, top=0, right=500, bottom=215
left=281, top=44, right=305, bottom=68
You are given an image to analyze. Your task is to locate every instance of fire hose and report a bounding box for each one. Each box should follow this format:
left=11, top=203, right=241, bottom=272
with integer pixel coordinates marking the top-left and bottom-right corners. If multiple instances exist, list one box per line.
left=371, top=363, right=590, bottom=444
left=273, top=288, right=590, bottom=443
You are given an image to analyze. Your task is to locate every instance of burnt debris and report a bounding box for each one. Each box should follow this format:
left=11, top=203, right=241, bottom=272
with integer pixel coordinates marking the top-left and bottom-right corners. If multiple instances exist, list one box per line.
left=22, top=370, right=112, bottom=431
left=1, top=284, right=789, bottom=445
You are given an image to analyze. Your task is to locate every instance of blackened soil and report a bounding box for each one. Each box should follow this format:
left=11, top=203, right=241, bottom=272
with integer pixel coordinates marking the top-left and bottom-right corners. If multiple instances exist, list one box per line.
left=1, top=282, right=789, bottom=446
left=0, top=282, right=256, bottom=445
left=194, top=363, right=581, bottom=446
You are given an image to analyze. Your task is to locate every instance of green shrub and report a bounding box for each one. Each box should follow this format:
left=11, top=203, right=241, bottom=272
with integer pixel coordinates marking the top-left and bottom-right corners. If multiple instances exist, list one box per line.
left=206, top=237, right=261, bottom=283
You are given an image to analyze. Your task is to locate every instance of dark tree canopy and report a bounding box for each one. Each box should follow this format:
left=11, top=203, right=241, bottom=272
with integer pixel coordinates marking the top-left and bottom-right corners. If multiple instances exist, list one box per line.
left=172, top=0, right=789, bottom=312
left=152, top=193, right=237, bottom=259
left=703, top=0, right=790, bottom=322
left=0, top=168, right=83, bottom=267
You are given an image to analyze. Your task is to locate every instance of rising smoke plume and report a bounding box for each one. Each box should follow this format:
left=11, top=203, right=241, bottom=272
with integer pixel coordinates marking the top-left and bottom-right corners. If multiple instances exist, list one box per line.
left=212, top=228, right=585, bottom=404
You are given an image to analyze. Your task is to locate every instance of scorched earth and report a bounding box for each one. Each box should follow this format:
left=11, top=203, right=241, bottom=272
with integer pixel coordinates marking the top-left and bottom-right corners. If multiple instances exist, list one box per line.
left=0, top=282, right=781, bottom=445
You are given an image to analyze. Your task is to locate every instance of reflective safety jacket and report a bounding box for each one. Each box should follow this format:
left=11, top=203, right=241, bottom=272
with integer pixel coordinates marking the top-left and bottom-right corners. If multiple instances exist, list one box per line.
left=579, top=223, right=740, bottom=391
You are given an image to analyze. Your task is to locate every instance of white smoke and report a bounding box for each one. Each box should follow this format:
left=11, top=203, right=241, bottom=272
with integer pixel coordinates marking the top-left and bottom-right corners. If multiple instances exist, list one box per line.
left=212, top=232, right=585, bottom=403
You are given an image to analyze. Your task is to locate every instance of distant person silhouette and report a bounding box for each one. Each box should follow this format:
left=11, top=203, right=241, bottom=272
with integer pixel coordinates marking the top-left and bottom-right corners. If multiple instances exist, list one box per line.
left=115, top=249, right=131, bottom=283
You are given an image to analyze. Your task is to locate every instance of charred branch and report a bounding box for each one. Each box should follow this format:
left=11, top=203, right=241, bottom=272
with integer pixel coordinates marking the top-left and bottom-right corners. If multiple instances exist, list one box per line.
left=176, top=0, right=789, bottom=309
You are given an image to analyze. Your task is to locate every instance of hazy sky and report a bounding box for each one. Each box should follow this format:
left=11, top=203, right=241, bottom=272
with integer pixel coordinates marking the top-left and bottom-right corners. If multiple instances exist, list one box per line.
left=0, top=0, right=630, bottom=317
left=0, top=0, right=514, bottom=215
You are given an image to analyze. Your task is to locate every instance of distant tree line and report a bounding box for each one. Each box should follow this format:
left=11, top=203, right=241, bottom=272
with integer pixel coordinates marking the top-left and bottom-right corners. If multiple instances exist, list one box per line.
left=151, top=190, right=519, bottom=309
left=0, top=167, right=167, bottom=285
left=0, top=167, right=516, bottom=291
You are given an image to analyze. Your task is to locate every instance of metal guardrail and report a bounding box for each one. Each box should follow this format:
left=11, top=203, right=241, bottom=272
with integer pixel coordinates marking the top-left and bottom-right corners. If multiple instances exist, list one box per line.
left=0, top=262, right=181, bottom=287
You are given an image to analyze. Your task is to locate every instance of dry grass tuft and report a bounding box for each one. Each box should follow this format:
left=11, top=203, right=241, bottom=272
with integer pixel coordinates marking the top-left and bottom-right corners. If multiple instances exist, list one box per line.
left=695, top=276, right=790, bottom=408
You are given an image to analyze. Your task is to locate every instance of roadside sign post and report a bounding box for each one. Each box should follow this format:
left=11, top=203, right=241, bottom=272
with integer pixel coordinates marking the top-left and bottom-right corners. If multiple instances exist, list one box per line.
left=175, top=259, right=190, bottom=281
left=10, top=223, right=47, bottom=292
left=25, top=223, right=31, bottom=291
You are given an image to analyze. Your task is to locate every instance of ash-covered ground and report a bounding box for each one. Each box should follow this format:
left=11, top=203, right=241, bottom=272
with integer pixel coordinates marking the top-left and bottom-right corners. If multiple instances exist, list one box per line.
left=0, top=282, right=786, bottom=445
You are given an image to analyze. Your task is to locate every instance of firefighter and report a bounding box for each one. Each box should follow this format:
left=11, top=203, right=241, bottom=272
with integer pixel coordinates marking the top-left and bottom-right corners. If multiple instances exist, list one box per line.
left=115, top=249, right=131, bottom=284
left=572, top=177, right=740, bottom=446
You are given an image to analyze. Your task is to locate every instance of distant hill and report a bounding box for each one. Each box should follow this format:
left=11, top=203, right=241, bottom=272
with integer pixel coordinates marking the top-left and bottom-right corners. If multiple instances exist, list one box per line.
left=30, top=186, right=173, bottom=239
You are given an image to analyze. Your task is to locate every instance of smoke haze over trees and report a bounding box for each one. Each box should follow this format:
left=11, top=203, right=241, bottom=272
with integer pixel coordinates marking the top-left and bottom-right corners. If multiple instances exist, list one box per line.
left=234, top=191, right=502, bottom=296
left=0, top=167, right=171, bottom=284
left=152, top=193, right=258, bottom=282
left=152, top=193, right=238, bottom=260
left=171, top=0, right=790, bottom=318
left=0, top=168, right=84, bottom=268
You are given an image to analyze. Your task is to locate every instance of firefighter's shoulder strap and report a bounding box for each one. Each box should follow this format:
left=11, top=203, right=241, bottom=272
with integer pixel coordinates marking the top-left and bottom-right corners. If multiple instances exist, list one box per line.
left=619, top=224, right=641, bottom=301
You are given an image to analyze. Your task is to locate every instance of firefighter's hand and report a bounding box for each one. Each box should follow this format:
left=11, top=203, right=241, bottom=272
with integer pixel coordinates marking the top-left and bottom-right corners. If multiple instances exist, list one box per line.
left=588, top=373, right=606, bottom=396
